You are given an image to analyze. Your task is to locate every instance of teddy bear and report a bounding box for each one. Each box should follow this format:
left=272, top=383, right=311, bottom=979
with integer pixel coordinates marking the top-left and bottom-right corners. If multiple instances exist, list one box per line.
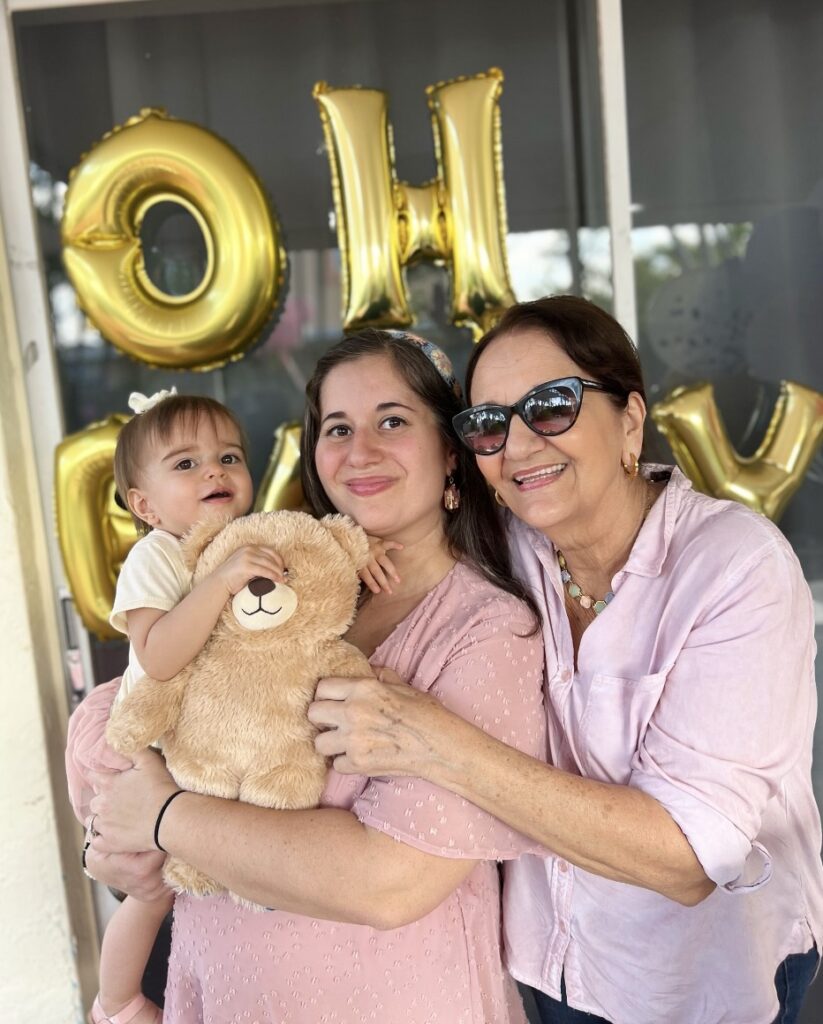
left=105, top=509, right=373, bottom=900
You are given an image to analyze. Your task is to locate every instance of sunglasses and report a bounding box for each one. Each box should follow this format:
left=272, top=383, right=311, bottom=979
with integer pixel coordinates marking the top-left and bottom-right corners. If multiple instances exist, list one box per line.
left=452, top=376, right=625, bottom=455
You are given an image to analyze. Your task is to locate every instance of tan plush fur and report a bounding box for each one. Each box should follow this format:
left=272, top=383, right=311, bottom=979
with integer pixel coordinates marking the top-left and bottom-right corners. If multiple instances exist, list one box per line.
left=106, top=510, right=373, bottom=901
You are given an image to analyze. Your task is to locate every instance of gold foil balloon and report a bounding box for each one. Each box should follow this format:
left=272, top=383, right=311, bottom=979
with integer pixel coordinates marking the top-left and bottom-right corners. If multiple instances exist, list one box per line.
left=255, top=422, right=305, bottom=512
left=61, top=108, right=287, bottom=370
left=314, top=68, right=516, bottom=338
left=651, top=380, right=823, bottom=521
left=54, top=415, right=137, bottom=639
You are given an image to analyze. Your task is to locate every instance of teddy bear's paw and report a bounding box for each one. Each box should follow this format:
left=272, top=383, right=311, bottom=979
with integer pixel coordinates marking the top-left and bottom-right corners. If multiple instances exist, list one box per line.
left=163, top=857, right=224, bottom=898
left=104, top=719, right=144, bottom=756
left=170, top=760, right=240, bottom=800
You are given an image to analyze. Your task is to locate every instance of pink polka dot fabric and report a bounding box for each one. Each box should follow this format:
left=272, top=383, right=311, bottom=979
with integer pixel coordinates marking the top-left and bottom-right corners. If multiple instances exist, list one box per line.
left=166, top=861, right=524, bottom=1023
left=67, top=563, right=547, bottom=1022
left=166, top=564, right=546, bottom=1023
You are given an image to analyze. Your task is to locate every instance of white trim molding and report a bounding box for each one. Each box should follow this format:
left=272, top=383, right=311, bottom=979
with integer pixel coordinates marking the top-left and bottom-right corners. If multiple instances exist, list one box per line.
left=595, top=0, right=637, bottom=341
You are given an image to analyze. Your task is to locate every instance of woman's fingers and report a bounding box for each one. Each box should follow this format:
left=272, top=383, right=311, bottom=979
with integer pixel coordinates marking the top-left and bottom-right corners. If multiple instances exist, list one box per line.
left=314, top=726, right=349, bottom=757
left=332, top=754, right=359, bottom=775
left=84, top=846, right=169, bottom=902
left=309, top=677, right=376, bottom=733
left=308, top=670, right=444, bottom=776
left=311, top=677, right=385, bottom=765
left=88, top=748, right=180, bottom=853
left=307, top=699, right=346, bottom=730
left=311, top=673, right=407, bottom=726
left=88, top=747, right=170, bottom=804
left=313, top=676, right=369, bottom=702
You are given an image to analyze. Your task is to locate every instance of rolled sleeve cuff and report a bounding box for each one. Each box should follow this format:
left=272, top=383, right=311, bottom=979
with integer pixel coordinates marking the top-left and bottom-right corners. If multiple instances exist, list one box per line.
left=629, top=773, right=773, bottom=892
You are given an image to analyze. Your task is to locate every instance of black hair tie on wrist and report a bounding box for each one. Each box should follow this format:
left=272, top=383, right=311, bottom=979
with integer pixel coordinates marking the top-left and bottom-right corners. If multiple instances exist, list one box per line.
left=154, top=789, right=186, bottom=853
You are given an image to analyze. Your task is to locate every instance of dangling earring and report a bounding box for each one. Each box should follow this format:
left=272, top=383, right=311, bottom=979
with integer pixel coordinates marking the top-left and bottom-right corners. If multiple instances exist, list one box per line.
left=494, top=490, right=507, bottom=508
left=621, top=453, right=639, bottom=478
left=444, top=475, right=460, bottom=512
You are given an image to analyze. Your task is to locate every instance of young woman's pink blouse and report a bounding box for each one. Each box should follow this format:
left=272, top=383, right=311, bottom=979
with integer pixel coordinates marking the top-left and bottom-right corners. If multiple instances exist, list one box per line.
left=66, top=561, right=546, bottom=1023
left=503, top=467, right=823, bottom=1024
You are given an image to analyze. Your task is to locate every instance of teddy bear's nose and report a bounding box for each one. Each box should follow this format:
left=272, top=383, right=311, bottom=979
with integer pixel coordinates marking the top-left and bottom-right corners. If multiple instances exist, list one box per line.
left=248, top=576, right=276, bottom=596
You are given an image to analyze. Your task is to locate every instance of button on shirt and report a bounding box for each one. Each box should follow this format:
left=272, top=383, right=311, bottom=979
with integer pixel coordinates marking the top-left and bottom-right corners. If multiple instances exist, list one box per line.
left=502, top=467, right=823, bottom=1024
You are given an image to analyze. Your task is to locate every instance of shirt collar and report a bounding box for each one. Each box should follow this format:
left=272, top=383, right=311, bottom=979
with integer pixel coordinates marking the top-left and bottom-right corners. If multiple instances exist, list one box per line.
left=620, top=463, right=690, bottom=579
left=511, top=463, right=691, bottom=584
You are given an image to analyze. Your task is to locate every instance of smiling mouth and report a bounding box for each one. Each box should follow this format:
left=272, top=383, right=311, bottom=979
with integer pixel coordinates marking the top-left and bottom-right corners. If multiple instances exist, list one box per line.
left=242, top=605, right=282, bottom=616
left=513, top=464, right=567, bottom=486
left=345, top=478, right=393, bottom=494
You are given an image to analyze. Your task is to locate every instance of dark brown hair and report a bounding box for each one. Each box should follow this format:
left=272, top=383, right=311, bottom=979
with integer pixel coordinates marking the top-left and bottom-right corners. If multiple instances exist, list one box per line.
left=114, top=394, right=249, bottom=533
left=466, top=295, right=646, bottom=407
left=301, top=329, right=539, bottom=628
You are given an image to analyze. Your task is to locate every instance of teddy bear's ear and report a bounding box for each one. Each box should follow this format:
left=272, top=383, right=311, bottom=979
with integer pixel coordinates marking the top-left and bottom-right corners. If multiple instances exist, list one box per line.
left=319, top=514, right=370, bottom=571
left=180, top=515, right=232, bottom=571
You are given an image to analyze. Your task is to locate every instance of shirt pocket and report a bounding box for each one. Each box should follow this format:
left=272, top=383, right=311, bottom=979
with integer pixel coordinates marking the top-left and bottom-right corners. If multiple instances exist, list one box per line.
left=579, top=671, right=667, bottom=784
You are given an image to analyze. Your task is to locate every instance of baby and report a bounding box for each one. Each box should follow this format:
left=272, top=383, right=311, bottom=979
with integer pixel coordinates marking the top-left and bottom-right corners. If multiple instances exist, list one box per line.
left=89, top=388, right=283, bottom=1024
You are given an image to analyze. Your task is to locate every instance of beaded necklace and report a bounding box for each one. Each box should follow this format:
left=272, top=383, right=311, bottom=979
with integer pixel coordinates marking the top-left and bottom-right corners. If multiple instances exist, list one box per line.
left=556, top=551, right=614, bottom=614
left=557, top=486, right=656, bottom=616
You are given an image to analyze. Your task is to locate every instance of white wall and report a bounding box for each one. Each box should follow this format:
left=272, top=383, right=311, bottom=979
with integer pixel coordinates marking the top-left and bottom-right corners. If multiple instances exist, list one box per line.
left=0, top=218, right=97, bottom=1022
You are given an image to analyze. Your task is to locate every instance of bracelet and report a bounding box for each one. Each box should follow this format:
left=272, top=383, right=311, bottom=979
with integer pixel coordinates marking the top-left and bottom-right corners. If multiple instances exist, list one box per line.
left=153, top=789, right=186, bottom=853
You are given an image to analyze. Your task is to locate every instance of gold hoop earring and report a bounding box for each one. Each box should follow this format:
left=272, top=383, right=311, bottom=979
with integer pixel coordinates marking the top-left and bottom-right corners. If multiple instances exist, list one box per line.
left=494, top=490, right=507, bottom=507
left=621, top=453, right=639, bottom=478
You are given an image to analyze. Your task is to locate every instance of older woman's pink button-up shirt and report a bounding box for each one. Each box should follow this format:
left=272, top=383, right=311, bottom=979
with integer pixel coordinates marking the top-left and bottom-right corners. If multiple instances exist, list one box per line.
left=504, top=467, right=823, bottom=1024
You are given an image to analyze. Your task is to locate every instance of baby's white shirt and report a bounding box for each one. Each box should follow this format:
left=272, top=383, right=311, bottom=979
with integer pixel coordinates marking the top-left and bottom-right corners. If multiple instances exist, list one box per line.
left=110, top=529, right=193, bottom=705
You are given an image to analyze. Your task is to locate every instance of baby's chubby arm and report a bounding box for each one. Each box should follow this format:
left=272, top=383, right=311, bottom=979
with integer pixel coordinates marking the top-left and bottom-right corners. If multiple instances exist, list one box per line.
left=359, top=535, right=403, bottom=595
left=128, top=545, right=287, bottom=680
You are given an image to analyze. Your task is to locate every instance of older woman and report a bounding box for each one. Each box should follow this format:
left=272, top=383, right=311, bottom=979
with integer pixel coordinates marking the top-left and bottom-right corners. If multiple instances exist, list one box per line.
left=70, top=330, right=547, bottom=1023
left=311, top=297, right=823, bottom=1024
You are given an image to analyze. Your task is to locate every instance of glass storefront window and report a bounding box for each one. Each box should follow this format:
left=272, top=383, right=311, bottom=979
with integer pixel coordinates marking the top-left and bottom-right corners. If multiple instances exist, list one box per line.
left=14, top=0, right=609, bottom=683
left=624, top=0, right=823, bottom=819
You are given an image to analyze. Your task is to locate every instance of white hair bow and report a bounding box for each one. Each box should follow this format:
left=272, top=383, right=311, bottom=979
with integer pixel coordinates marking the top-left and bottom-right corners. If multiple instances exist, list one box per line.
left=128, top=387, right=178, bottom=414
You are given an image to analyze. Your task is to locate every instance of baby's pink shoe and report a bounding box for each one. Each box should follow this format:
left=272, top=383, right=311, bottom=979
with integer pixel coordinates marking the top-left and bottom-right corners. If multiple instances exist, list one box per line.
left=91, top=993, right=162, bottom=1024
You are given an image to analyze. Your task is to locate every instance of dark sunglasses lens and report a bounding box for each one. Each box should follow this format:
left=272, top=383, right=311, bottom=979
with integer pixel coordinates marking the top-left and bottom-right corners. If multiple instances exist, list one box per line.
left=459, top=408, right=509, bottom=453
left=524, top=386, right=578, bottom=435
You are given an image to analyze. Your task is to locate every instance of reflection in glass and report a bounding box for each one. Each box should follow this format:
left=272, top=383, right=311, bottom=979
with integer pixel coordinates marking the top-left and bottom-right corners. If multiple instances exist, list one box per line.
left=624, top=0, right=823, bottom=844
left=139, top=201, right=209, bottom=298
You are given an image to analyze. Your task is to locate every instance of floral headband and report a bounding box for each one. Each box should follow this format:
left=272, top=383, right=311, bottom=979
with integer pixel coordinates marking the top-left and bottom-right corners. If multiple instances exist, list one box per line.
left=384, top=330, right=462, bottom=400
